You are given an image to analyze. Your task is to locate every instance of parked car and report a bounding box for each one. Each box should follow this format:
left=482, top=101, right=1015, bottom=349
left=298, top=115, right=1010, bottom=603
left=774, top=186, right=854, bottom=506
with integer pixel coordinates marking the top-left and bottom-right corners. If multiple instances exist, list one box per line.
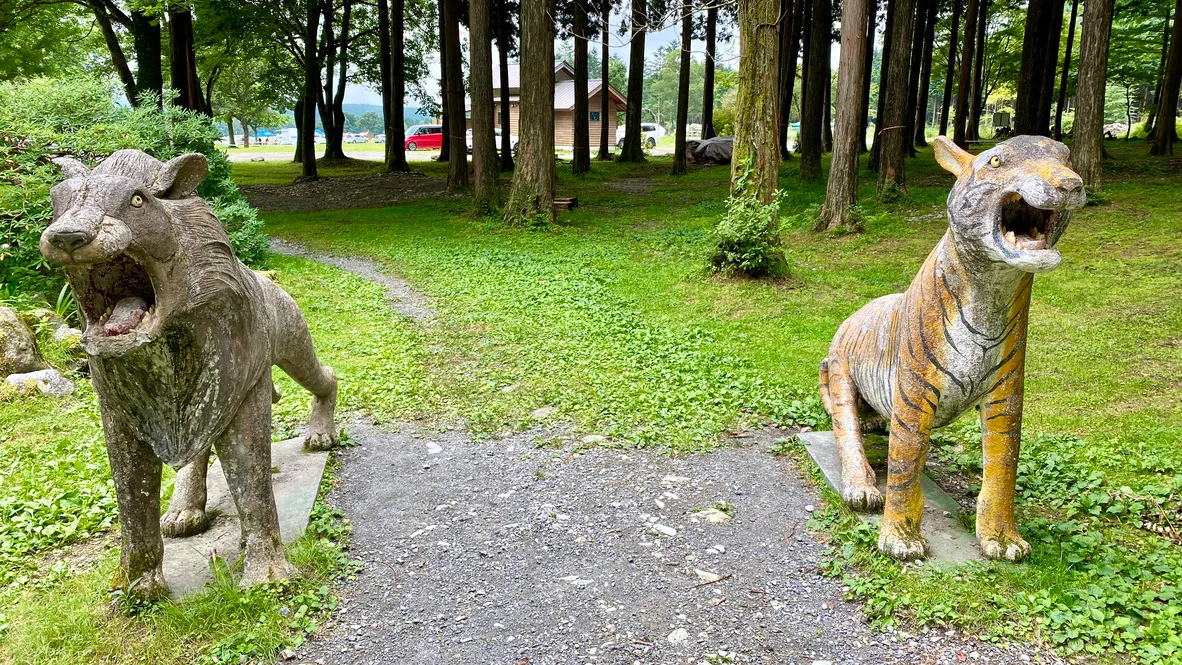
left=404, top=124, right=443, bottom=150
left=344, top=133, right=369, bottom=144
left=465, top=127, right=518, bottom=155
left=616, top=122, right=664, bottom=149
left=374, top=134, right=386, bottom=144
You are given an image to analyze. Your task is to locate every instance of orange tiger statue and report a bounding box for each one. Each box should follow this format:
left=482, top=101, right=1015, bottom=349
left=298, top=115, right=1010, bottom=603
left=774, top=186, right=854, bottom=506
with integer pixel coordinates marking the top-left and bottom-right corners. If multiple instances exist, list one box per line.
left=819, top=135, right=1085, bottom=562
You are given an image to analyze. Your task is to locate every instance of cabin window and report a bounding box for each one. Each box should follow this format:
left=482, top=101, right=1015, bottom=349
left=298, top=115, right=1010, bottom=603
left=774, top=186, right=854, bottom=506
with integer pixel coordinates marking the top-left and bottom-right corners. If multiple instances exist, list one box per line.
left=590, top=112, right=600, bottom=122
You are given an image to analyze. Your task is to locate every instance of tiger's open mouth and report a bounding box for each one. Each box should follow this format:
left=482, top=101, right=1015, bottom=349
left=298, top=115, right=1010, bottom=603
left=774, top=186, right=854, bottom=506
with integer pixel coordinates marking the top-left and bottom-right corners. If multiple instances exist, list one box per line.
left=999, top=192, right=1060, bottom=252
left=74, top=253, right=160, bottom=342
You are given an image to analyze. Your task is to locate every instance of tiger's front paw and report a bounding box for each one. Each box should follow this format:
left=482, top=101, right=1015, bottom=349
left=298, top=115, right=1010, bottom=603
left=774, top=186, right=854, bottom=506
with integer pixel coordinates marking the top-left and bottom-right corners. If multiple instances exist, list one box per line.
left=979, top=530, right=1031, bottom=562
left=877, top=524, right=929, bottom=561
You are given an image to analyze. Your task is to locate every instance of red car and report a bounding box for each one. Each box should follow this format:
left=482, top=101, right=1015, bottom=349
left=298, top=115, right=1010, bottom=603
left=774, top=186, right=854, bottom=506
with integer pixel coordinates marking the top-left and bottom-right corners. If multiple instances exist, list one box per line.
left=404, top=124, right=443, bottom=150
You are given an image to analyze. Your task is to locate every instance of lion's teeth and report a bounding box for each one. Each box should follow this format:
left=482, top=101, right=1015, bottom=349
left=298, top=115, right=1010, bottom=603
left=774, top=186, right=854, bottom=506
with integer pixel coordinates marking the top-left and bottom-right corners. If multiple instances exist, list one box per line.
left=1005, top=231, right=1016, bottom=246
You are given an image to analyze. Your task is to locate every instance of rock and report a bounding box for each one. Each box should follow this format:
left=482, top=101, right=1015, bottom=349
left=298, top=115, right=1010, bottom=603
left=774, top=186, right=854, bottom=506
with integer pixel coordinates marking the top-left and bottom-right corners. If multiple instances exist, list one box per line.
left=426, top=441, right=443, bottom=455
left=581, top=434, right=607, bottom=444
left=250, top=156, right=266, bottom=162
left=52, top=326, right=83, bottom=343
left=0, top=307, right=46, bottom=376
left=694, top=569, right=724, bottom=583
left=530, top=406, right=558, bottom=419
left=667, top=628, right=689, bottom=645
left=805, top=504, right=816, bottom=513
left=693, top=508, right=733, bottom=524
left=661, top=475, right=691, bottom=486
left=653, top=524, right=677, bottom=537
left=280, top=649, right=296, bottom=660
left=5, top=369, right=74, bottom=397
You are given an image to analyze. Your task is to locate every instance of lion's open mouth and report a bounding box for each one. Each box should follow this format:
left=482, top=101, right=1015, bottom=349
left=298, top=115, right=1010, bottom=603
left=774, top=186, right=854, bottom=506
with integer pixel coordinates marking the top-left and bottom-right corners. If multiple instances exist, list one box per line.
left=75, top=253, right=158, bottom=338
left=999, top=192, right=1060, bottom=251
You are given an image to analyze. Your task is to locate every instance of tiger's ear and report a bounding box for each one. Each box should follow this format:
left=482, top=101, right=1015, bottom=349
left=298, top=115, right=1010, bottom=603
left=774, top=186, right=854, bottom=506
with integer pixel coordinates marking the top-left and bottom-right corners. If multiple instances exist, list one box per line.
left=52, top=156, right=89, bottom=179
left=151, top=153, right=208, bottom=199
left=933, top=136, right=974, bottom=176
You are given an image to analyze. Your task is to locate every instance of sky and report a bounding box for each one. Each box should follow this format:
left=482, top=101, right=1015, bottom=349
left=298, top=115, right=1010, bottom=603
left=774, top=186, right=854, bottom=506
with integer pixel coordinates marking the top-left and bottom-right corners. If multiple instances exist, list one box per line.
left=342, top=6, right=740, bottom=106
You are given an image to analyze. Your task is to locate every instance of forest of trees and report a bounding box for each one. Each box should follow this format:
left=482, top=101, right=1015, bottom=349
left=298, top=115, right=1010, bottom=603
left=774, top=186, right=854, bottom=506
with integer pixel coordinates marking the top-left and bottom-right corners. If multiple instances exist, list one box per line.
left=3, top=0, right=1181, bottom=225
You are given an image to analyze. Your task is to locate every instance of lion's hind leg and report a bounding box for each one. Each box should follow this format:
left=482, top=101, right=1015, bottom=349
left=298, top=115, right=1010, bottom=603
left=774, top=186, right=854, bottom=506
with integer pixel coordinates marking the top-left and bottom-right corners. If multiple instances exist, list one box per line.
left=825, top=358, right=883, bottom=511
left=271, top=292, right=338, bottom=452
left=160, top=447, right=212, bottom=537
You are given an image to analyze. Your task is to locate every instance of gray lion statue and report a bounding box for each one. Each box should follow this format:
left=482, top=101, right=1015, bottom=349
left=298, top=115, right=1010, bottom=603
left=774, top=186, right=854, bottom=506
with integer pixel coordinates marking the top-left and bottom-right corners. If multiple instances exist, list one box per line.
left=41, top=149, right=339, bottom=600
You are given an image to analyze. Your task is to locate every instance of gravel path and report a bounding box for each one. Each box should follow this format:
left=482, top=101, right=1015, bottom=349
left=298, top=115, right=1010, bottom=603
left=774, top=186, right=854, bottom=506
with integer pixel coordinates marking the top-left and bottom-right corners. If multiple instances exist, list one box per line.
left=294, top=424, right=1062, bottom=665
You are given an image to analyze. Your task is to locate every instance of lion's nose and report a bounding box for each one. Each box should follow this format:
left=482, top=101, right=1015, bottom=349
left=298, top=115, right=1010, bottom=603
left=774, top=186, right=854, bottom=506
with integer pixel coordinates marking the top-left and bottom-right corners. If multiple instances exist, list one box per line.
left=48, top=229, right=94, bottom=252
left=1057, top=173, right=1084, bottom=192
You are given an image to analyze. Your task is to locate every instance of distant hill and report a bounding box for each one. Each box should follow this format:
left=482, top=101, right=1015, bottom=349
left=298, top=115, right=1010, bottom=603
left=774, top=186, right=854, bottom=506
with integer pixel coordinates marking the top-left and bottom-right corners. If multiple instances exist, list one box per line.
left=342, top=103, right=434, bottom=125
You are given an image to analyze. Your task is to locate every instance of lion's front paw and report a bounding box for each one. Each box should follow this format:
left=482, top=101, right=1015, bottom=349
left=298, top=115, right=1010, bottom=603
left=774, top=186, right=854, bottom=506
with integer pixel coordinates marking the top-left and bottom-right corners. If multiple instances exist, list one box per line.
left=304, top=428, right=338, bottom=451
left=239, top=551, right=296, bottom=587
left=979, top=531, right=1031, bottom=562
left=878, top=525, right=929, bottom=561
left=160, top=507, right=209, bottom=538
left=842, top=482, right=883, bottom=512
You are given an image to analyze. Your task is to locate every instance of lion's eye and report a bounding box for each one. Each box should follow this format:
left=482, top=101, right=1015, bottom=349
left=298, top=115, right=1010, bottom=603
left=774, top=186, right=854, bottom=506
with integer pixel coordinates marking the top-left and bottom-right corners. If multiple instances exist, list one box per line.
left=130, top=194, right=144, bottom=208
left=989, top=155, right=1002, bottom=168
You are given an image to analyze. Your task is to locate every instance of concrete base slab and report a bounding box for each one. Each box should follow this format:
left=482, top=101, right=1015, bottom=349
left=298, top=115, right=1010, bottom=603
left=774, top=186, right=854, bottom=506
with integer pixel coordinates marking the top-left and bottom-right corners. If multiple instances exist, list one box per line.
left=798, top=430, right=983, bottom=565
left=162, top=437, right=328, bottom=597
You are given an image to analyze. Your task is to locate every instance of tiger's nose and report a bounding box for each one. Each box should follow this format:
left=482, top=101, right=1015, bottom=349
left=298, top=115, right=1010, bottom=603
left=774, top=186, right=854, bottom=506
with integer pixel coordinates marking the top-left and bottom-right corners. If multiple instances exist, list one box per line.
left=48, top=229, right=94, bottom=252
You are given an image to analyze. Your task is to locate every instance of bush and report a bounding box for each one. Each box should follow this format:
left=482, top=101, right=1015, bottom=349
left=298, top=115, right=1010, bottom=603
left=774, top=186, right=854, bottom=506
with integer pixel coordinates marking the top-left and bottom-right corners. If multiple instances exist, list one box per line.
left=709, top=161, right=787, bottom=277
left=0, top=76, right=269, bottom=297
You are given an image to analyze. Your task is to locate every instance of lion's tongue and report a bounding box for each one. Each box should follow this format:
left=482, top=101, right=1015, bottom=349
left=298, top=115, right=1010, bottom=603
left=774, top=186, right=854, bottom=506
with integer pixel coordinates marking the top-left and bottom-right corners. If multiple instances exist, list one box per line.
left=104, top=297, right=148, bottom=335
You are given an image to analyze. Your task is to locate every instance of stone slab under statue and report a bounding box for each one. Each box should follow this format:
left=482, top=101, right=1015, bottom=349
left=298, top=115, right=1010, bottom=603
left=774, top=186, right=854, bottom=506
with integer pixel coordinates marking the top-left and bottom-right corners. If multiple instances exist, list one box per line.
left=163, top=437, right=328, bottom=597
left=797, top=430, right=982, bottom=565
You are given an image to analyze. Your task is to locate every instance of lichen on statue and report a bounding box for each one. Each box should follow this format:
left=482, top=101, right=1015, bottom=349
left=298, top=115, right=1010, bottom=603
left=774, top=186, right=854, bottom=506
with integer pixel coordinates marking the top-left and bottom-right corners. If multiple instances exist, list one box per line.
left=818, top=135, right=1086, bottom=562
left=41, top=149, right=339, bottom=601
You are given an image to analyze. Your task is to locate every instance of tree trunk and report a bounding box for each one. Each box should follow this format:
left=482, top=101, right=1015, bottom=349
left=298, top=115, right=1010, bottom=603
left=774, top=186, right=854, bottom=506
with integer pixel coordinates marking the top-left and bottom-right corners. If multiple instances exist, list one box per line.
left=438, top=2, right=450, bottom=162
left=242, top=121, right=251, bottom=147
left=732, top=0, right=781, bottom=204
left=1014, top=0, right=1051, bottom=134
left=818, top=0, right=870, bottom=231
left=573, top=0, right=591, bottom=174
left=300, top=0, right=320, bottom=181
left=1144, top=5, right=1171, bottom=137
left=495, top=6, right=516, bottom=170
left=294, top=97, right=305, bottom=163
left=168, top=10, right=204, bottom=113
left=332, top=0, right=353, bottom=157
left=599, top=0, right=614, bottom=157
left=132, top=11, right=162, bottom=107
left=380, top=0, right=410, bottom=172
left=858, top=0, right=878, bottom=153
left=227, top=119, right=236, bottom=146
left=939, top=0, right=961, bottom=135
left=1037, top=0, right=1065, bottom=135
left=618, top=0, right=648, bottom=162
left=318, top=3, right=348, bottom=160
left=87, top=0, right=138, bottom=106
left=869, top=0, right=896, bottom=170
left=903, top=0, right=928, bottom=156
left=673, top=0, right=692, bottom=175
left=968, top=0, right=987, bottom=140
left=876, top=0, right=916, bottom=195
left=504, top=0, right=556, bottom=223
left=822, top=64, right=833, bottom=152
left=953, top=0, right=978, bottom=146
left=913, top=0, right=937, bottom=146
left=799, top=0, right=828, bottom=182
left=1071, top=0, right=1114, bottom=187
left=1054, top=0, right=1078, bottom=140
left=702, top=4, right=719, bottom=139
left=777, top=0, right=796, bottom=158
left=470, top=0, right=499, bottom=203
left=781, top=0, right=806, bottom=157
left=1150, top=0, right=1182, bottom=155
left=443, top=0, right=468, bottom=189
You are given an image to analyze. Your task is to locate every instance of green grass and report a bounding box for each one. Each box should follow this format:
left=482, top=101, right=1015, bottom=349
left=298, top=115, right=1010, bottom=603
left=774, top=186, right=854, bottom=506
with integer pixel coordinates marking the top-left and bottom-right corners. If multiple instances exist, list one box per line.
left=254, top=141, right=1180, bottom=663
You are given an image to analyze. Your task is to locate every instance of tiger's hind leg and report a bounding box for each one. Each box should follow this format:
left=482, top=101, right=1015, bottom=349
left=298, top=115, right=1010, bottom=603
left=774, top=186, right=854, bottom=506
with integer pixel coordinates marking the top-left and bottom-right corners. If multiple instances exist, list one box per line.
left=822, top=358, right=883, bottom=511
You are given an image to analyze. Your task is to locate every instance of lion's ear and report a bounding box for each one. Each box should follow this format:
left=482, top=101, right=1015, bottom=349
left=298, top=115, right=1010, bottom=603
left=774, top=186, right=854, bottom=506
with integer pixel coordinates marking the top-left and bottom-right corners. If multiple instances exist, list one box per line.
left=933, top=136, right=974, bottom=176
left=152, top=153, right=208, bottom=199
left=52, top=156, right=89, bottom=179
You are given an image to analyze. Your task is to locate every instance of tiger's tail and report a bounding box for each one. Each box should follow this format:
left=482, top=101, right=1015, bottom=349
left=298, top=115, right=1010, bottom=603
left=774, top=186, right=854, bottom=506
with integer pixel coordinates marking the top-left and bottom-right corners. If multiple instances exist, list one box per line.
left=819, top=358, right=833, bottom=415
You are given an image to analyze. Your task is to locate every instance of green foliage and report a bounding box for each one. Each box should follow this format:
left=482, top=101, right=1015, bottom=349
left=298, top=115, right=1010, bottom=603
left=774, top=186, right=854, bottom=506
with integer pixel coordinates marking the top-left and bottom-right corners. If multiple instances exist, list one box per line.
left=0, top=75, right=270, bottom=297
left=710, top=161, right=787, bottom=277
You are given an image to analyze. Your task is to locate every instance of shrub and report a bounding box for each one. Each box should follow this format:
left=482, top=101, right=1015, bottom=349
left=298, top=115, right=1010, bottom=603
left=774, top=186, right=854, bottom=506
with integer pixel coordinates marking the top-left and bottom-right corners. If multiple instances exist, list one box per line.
left=709, top=160, right=787, bottom=277
left=0, top=76, right=269, bottom=297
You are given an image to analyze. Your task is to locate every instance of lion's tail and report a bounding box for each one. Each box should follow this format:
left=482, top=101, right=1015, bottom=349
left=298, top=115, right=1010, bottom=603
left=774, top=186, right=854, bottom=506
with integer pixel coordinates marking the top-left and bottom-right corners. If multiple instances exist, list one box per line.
left=818, top=358, right=833, bottom=415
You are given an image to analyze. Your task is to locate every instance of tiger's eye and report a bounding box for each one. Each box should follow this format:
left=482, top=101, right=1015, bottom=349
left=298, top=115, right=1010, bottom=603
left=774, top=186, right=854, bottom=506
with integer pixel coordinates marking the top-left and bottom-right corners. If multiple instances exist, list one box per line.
left=130, top=194, right=144, bottom=208
left=989, top=155, right=1002, bottom=168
